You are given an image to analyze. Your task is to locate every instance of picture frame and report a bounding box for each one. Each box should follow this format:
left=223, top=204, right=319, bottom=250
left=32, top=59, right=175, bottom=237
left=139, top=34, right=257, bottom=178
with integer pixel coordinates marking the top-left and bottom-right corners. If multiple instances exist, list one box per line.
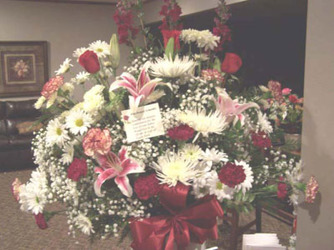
left=0, top=41, right=48, bottom=97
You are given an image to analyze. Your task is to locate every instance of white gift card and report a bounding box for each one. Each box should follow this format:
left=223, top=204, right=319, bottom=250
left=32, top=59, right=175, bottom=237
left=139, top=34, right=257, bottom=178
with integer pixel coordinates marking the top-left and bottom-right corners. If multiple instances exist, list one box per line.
left=122, top=103, right=165, bottom=143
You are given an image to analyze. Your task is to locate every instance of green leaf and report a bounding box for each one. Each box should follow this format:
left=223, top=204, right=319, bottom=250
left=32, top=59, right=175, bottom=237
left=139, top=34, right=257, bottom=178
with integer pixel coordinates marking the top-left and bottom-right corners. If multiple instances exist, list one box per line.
left=235, top=119, right=242, bottom=130
left=165, top=37, right=174, bottom=59
left=213, top=57, right=221, bottom=72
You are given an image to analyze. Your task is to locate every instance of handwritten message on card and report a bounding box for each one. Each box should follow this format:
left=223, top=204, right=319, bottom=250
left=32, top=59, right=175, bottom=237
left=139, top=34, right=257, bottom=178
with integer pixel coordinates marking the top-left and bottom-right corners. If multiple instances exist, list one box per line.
left=122, top=103, right=165, bottom=143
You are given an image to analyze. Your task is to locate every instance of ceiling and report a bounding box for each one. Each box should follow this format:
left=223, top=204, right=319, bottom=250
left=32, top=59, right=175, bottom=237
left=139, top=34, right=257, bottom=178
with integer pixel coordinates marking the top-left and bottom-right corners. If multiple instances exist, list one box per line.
left=13, top=0, right=154, bottom=4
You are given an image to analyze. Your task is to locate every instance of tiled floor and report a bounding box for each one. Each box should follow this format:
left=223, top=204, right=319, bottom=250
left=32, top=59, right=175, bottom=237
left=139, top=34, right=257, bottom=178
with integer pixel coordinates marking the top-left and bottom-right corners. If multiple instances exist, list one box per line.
left=0, top=169, right=291, bottom=250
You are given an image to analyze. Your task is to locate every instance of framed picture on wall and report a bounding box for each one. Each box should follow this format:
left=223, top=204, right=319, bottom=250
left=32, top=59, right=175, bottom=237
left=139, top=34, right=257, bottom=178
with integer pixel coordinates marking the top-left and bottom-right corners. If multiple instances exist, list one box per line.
left=0, top=41, right=48, bottom=97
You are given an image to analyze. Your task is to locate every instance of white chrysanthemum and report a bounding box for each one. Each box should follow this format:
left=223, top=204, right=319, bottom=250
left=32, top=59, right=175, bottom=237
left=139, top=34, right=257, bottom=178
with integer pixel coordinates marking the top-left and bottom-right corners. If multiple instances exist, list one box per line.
left=178, top=109, right=227, bottom=137
left=75, top=71, right=90, bottom=84
left=61, top=144, right=74, bottom=165
left=73, top=47, right=87, bottom=58
left=181, top=29, right=220, bottom=51
left=19, top=182, right=47, bottom=215
left=196, top=30, right=220, bottom=51
left=180, top=144, right=203, bottom=162
left=74, top=213, right=95, bottom=235
left=66, top=109, right=93, bottom=135
left=233, top=160, right=254, bottom=194
left=55, top=58, right=73, bottom=75
left=149, top=55, right=196, bottom=78
left=152, top=151, right=199, bottom=187
left=46, top=118, right=70, bottom=147
left=83, top=85, right=105, bottom=113
left=180, top=29, right=199, bottom=43
left=257, top=112, right=273, bottom=134
left=207, top=171, right=235, bottom=201
left=89, top=40, right=110, bottom=58
left=34, top=96, right=46, bottom=109
left=201, top=148, right=228, bottom=167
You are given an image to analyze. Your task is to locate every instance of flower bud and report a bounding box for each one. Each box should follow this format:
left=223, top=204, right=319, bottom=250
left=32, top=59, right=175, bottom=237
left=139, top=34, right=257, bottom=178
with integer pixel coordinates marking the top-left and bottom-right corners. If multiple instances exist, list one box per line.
left=110, top=34, right=120, bottom=69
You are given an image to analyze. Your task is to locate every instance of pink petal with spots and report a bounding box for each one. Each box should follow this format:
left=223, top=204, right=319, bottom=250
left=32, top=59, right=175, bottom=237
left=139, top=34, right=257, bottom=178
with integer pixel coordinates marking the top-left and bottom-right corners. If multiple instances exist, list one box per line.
left=94, top=168, right=117, bottom=197
left=115, top=176, right=133, bottom=197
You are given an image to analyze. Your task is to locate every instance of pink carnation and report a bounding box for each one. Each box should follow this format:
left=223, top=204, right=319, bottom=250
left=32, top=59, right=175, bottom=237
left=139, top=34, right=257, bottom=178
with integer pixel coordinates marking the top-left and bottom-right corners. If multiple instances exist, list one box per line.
left=67, top=158, right=88, bottom=181
left=82, top=128, right=112, bottom=157
left=41, top=76, right=64, bottom=99
left=305, top=175, right=319, bottom=203
left=201, top=69, right=225, bottom=83
left=282, top=88, right=292, bottom=95
left=167, top=124, right=194, bottom=141
left=11, top=178, right=22, bottom=202
left=268, top=80, right=284, bottom=104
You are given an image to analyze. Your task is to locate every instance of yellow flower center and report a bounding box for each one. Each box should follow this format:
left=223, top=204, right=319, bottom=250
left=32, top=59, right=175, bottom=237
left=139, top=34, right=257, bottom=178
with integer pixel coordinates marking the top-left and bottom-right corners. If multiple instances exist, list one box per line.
left=75, top=118, right=84, bottom=127
left=216, top=181, right=223, bottom=190
left=165, top=161, right=184, bottom=180
left=97, top=48, right=103, bottom=52
left=56, top=127, right=62, bottom=136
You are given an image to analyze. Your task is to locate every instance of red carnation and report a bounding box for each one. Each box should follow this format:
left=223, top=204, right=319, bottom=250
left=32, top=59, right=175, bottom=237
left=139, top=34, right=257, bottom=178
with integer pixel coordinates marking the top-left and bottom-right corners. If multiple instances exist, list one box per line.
left=79, top=50, right=100, bottom=74
left=218, top=162, right=246, bottom=188
left=221, top=52, right=242, bottom=74
left=67, top=158, right=88, bottom=182
left=167, top=124, right=194, bottom=141
left=251, top=131, right=272, bottom=149
left=277, top=177, right=288, bottom=199
left=289, top=94, right=298, bottom=104
left=34, top=213, right=48, bottom=229
left=134, top=174, right=161, bottom=200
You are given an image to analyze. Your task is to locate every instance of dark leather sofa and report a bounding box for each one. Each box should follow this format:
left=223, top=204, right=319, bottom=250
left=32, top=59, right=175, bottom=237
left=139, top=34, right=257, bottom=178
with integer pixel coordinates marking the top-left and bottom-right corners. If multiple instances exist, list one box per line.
left=0, top=99, right=40, bottom=172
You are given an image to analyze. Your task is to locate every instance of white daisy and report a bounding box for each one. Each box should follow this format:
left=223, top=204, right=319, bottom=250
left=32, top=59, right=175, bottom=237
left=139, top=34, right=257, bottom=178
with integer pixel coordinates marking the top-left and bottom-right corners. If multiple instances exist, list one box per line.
left=74, top=213, right=95, bottom=235
left=73, top=47, right=87, bottom=58
left=149, top=55, right=196, bottom=78
left=192, top=171, right=212, bottom=199
left=46, top=118, right=70, bottom=147
left=55, top=58, right=73, bottom=75
left=257, top=112, right=273, bottom=134
left=232, top=160, right=254, bottom=194
left=61, top=143, right=75, bottom=165
left=207, top=171, right=235, bottom=201
left=201, top=148, right=228, bottom=167
left=66, top=110, right=93, bottom=135
left=180, top=144, right=203, bottom=162
left=19, top=182, right=47, bottom=215
left=74, top=71, right=90, bottom=85
left=178, top=108, right=227, bottom=137
left=152, top=151, right=199, bottom=187
left=89, top=40, right=110, bottom=58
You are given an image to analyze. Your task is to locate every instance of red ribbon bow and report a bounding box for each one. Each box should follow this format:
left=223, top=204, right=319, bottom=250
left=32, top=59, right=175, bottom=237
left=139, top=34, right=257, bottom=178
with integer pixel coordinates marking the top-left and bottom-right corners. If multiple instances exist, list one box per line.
left=130, top=183, right=224, bottom=250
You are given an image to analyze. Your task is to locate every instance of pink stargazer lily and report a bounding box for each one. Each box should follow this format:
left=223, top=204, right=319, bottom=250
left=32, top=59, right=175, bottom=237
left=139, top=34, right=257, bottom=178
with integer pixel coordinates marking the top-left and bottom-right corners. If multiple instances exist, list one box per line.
left=109, top=66, right=162, bottom=109
left=94, top=147, right=144, bottom=197
left=215, top=88, right=259, bottom=126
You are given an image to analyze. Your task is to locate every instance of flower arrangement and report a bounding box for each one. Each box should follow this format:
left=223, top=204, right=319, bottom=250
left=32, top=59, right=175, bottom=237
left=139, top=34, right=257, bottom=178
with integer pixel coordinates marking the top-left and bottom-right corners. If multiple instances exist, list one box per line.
left=12, top=0, right=318, bottom=249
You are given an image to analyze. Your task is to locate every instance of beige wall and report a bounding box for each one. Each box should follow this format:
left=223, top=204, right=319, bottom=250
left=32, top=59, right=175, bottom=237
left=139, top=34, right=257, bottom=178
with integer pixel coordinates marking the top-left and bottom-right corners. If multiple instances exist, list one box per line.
left=0, top=0, right=126, bottom=100
left=297, top=1, right=334, bottom=249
